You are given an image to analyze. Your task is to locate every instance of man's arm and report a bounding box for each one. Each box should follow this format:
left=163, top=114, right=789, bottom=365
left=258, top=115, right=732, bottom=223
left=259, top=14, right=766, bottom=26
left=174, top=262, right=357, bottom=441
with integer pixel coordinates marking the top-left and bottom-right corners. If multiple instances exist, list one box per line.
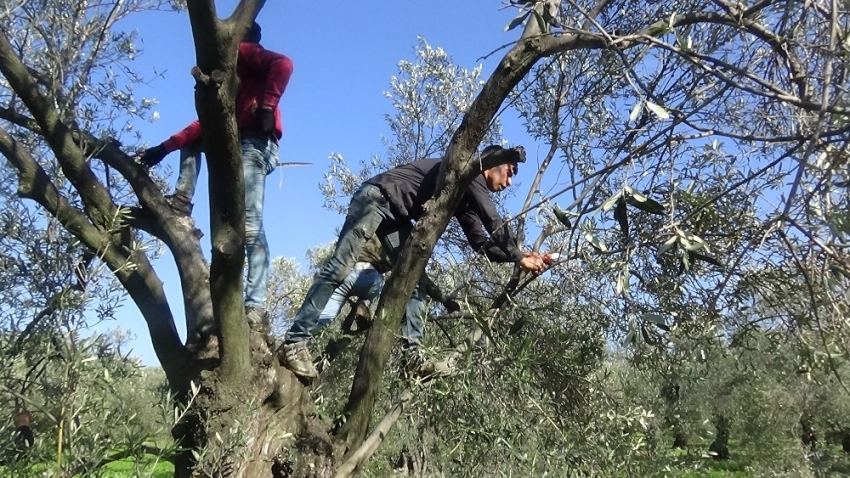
left=456, top=208, right=521, bottom=262
left=137, top=121, right=202, bottom=167
left=162, top=121, right=202, bottom=152
left=458, top=182, right=547, bottom=273
left=422, top=274, right=460, bottom=313
left=456, top=182, right=524, bottom=262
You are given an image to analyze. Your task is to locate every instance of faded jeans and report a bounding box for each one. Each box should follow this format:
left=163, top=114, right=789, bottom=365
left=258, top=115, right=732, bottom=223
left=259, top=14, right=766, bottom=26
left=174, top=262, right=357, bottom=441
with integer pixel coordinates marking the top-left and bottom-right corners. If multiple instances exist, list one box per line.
left=174, top=140, right=204, bottom=199
left=286, top=184, right=430, bottom=347
left=286, top=184, right=395, bottom=343
left=314, top=264, right=429, bottom=348
left=317, top=263, right=384, bottom=327
left=174, top=137, right=277, bottom=309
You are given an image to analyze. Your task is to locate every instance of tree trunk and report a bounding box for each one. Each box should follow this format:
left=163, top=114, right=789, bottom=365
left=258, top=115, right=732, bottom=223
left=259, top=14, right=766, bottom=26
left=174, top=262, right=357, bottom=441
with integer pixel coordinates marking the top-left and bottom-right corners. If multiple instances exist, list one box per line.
left=708, top=415, right=730, bottom=460
left=173, top=335, right=335, bottom=478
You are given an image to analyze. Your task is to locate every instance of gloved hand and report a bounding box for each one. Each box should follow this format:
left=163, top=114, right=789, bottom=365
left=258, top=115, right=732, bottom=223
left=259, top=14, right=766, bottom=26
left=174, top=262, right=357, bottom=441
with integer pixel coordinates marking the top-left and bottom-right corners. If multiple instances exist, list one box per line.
left=443, top=299, right=461, bottom=313
left=255, top=107, right=275, bottom=137
left=137, top=144, right=168, bottom=167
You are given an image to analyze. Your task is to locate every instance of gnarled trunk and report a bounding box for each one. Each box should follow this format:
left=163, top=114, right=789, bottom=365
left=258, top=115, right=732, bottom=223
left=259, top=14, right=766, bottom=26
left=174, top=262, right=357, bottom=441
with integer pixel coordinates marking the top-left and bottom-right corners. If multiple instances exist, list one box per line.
left=173, top=335, right=335, bottom=478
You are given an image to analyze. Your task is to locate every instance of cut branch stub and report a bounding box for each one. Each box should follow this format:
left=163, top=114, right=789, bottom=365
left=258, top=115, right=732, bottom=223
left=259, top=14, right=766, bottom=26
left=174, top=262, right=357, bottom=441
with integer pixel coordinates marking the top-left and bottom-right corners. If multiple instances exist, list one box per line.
left=190, top=66, right=225, bottom=87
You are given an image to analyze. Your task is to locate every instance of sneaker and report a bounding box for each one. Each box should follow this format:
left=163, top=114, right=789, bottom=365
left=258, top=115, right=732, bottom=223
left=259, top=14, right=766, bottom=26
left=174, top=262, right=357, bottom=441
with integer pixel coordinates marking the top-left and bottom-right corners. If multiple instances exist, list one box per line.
left=280, top=341, right=318, bottom=379
left=403, top=350, right=451, bottom=380
left=353, top=301, right=373, bottom=332
left=246, top=307, right=271, bottom=335
left=165, top=193, right=194, bottom=215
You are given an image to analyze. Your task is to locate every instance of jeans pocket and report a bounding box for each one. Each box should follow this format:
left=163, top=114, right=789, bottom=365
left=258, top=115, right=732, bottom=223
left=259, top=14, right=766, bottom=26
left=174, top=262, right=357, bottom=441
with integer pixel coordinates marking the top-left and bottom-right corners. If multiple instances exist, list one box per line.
left=364, top=184, right=388, bottom=205
left=263, top=141, right=279, bottom=175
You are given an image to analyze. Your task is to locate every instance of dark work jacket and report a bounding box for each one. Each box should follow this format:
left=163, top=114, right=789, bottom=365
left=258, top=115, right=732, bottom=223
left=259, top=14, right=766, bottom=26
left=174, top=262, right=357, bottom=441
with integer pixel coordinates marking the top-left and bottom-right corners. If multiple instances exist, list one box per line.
left=365, top=159, right=523, bottom=263
left=358, top=224, right=445, bottom=302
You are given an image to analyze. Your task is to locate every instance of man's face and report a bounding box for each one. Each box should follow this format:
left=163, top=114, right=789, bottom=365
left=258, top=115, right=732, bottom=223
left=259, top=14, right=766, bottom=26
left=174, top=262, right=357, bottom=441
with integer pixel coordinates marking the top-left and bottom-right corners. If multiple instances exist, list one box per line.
left=483, top=163, right=516, bottom=192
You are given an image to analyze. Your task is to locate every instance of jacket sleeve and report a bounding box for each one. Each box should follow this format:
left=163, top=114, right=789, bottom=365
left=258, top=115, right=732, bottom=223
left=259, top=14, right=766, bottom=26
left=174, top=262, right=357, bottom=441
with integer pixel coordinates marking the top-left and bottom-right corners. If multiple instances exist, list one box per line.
left=456, top=182, right=524, bottom=263
left=239, top=43, right=294, bottom=108
left=422, top=274, right=445, bottom=303
left=161, top=120, right=202, bottom=153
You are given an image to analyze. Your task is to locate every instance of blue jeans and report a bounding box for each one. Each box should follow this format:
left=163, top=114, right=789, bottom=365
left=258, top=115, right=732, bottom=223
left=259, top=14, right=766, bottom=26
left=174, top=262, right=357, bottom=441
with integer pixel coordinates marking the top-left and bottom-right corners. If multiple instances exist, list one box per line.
left=311, top=265, right=429, bottom=348
left=242, top=138, right=278, bottom=308
left=317, top=264, right=384, bottom=327
left=174, top=140, right=204, bottom=199
left=400, top=276, right=429, bottom=349
left=174, top=137, right=277, bottom=309
left=286, top=184, right=395, bottom=342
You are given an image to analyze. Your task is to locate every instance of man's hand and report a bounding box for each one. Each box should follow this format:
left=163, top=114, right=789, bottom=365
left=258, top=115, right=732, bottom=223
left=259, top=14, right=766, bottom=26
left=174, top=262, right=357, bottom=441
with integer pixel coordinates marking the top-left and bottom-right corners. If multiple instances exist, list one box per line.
left=136, top=144, right=168, bottom=167
left=443, top=298, right=461, bottom=313
left=256, top=107, right=275, bottom=137
left=518, top=251, right=548, bottom=274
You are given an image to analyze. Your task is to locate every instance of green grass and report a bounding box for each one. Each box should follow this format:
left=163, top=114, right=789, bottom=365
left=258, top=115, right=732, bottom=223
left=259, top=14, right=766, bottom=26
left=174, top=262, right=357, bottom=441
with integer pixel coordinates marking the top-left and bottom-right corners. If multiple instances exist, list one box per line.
left=100, top=454, right=173, bottom=478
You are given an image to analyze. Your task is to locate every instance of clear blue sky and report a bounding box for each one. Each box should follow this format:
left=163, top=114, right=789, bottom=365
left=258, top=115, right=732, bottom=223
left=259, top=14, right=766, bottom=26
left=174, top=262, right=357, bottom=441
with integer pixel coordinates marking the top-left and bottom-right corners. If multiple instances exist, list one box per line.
left=113, top=2, right=536, bottom=365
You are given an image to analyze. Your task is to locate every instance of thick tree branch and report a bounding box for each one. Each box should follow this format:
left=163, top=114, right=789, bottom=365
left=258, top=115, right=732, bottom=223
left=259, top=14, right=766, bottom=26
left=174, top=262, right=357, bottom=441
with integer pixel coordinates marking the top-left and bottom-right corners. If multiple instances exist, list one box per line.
left=0, top=30, right=117, bottom=228
left=0, top=105, right=41, bottom=133
left=0, top=123, right=188, bottom=388
left=185, top=0, right=252, bottom=379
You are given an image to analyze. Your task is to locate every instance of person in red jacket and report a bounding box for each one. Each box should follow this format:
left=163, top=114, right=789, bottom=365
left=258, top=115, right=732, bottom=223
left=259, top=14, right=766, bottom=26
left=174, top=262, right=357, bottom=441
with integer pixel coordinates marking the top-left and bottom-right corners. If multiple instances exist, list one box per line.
left=138, top=22, right=293, bottom=341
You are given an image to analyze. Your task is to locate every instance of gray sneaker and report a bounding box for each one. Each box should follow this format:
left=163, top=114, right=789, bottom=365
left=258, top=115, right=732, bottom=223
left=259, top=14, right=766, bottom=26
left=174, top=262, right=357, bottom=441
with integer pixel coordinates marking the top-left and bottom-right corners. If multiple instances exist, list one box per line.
left=280, top=341, right=318, bottom=379
left=403, top=350, right=452, bottom=380
left=353, top=300, right=373, bottom=332
left=246, top=307, right=271, bottom=335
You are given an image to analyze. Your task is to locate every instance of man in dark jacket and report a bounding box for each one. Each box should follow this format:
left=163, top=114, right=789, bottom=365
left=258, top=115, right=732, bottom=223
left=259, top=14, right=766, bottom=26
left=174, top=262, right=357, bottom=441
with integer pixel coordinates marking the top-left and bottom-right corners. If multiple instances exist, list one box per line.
left=137, top=22, right=293, bottom=342
left=281, top=145, right=549, bottom=379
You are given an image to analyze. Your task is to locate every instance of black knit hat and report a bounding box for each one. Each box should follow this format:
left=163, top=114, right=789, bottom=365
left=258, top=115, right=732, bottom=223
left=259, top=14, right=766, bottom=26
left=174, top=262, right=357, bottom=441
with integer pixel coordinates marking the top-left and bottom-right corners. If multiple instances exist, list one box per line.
left=244, top=22, right=262, bottom=43
left=479, top=145, right=526, bottom=172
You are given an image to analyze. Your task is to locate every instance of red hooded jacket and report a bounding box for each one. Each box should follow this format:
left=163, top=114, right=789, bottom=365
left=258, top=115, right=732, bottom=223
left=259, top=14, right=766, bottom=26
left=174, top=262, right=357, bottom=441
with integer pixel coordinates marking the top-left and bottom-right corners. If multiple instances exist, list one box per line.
left=160, top=41, right=293, bottom=153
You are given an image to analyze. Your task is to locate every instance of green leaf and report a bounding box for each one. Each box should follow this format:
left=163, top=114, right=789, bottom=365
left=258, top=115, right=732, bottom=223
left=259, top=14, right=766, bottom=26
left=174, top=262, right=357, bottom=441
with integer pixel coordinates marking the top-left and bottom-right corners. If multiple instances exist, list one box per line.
left=688, top=251, right=723, bottom=268
left=830, top=265, right=850, bottom=281
left=646, top=101, right=670, bottom=119
left=640, top=313, right=667, bottom=325
left=626, top=195, right=665, bottom=215
left=614, top=197, right=628, bottom=238
left=472, top=315, right=497, bottom=345
left=553, top=206, right=572, bottom=228
left=533, top=9, right=548, bottom=32
left=625, top=185, right=648, bottom=202
left=658, top=236, right=677, bottom=256
left=629, top=101, right=643, bottom=122
left=641, top=325, right=658, bottom=345
left=584, top=233, right=608, bottom=252
left=509, top=315, right=528, bottom=335
left=678, top=253, right=690, bottom=275
left=641, top=313, right=671, bottom=332
left=504, top=10, right=530, bottom=32
left=623, top=323, right=636, bottom=346
left=601, top=191, right=622, bottom=212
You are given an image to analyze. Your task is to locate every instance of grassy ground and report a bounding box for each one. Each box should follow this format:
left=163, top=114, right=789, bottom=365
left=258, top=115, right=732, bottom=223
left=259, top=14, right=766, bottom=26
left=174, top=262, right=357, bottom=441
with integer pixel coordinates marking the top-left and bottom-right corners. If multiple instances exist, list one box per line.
left=667, top=444, right=850, bottom=478
left=101, top=455, right=173, bottom=478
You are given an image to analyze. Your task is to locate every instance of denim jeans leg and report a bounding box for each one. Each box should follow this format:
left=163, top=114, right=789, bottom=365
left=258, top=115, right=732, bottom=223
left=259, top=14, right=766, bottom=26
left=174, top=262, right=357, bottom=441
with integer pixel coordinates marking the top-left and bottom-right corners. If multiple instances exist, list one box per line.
left=400, top=276, right=429, bottom=350
left=243, top=137, right=278, bottom=309
left=355, top=269, right=384, bottom=302
left=318, top=269, right=359, bottom=327
left=174, top=140, right=204, bottom=199
left=286, top=185, right=394, bottom=343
